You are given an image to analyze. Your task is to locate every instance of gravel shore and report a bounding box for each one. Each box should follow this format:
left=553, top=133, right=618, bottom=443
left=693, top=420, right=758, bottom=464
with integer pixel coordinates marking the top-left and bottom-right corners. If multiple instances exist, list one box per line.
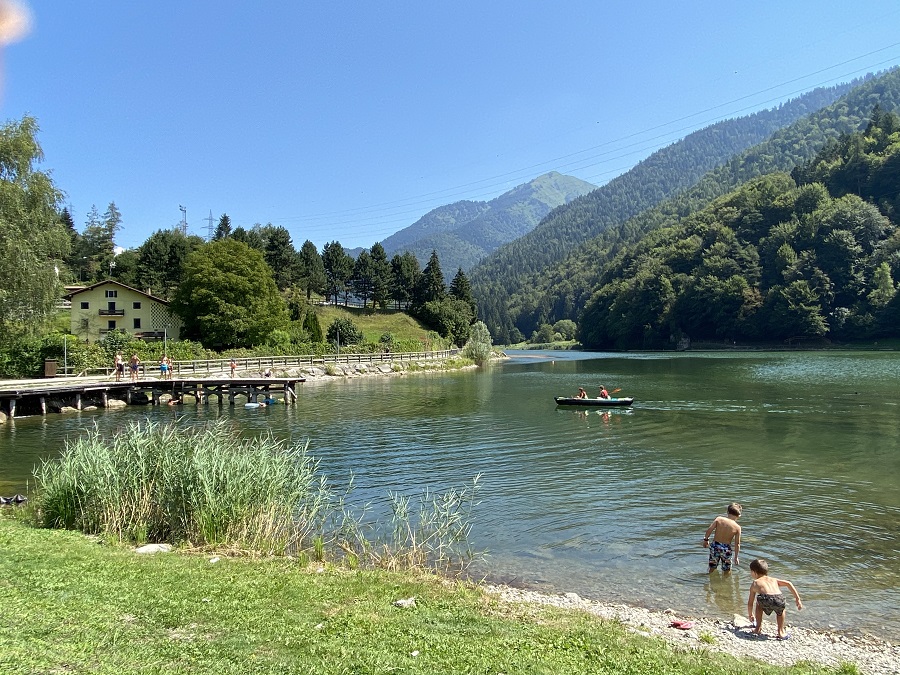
left=485, top=584, right=900, bottom=674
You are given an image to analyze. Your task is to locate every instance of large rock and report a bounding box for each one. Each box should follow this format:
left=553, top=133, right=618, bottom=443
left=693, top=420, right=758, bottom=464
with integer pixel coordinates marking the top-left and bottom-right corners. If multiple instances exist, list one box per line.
left=134, top=543, right=172, bottom=554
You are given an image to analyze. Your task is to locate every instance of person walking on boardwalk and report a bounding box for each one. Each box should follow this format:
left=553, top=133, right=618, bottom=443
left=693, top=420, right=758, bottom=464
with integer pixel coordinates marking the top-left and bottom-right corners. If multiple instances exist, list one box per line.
left=230, top=358, right=237, bottom=378
left=114, top=352, right=124, bottom=382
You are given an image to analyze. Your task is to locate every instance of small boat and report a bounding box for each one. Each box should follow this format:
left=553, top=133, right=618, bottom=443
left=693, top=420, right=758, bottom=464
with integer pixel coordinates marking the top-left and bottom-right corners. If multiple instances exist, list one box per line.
left=554, top=396, right=634, bottom=407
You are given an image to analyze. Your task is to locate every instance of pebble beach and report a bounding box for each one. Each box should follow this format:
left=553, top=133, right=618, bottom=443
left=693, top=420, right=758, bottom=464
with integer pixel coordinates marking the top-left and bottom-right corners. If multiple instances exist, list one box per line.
left=486, top=585, right=900, bottom=674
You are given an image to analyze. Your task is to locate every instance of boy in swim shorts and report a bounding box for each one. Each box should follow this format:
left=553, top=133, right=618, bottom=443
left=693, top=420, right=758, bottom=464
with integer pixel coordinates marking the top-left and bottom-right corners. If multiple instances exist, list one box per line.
left=747, top=558, right=802, bottom=639
left=703, top=502, right=742, bottom=572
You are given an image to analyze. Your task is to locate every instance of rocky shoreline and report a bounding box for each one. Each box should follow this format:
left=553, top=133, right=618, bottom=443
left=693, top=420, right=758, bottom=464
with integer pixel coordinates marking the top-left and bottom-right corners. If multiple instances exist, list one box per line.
left=485, top=584, right=900, bottom=674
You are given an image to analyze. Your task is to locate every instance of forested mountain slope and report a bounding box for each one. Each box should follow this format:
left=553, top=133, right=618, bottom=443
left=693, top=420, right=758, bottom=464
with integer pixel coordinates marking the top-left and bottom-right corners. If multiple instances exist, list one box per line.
left=380, top=172, right=595, bottom=276
left=467, top=78, right=867, bottom=342
left=481, top=68, right=900, bottom=343
left=578, top=108, right=900, bottom=348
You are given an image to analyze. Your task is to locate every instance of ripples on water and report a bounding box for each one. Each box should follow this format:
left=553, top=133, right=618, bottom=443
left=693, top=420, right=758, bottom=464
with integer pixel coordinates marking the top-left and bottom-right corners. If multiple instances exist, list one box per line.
left=1, top=351, right=899, bottom=638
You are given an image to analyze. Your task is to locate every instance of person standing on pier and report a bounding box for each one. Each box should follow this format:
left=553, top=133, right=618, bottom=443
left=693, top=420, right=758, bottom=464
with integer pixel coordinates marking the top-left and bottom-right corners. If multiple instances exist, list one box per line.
left=114, top=352, right=124, bottom=382
left=130, top=353, right=140, bottom=382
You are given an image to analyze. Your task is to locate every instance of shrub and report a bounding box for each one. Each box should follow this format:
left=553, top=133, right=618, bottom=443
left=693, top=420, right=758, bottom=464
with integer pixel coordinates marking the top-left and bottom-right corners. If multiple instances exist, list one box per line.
left=462, top=321, right=493, bottom=365
left=326, top=317, right=364, bottom=346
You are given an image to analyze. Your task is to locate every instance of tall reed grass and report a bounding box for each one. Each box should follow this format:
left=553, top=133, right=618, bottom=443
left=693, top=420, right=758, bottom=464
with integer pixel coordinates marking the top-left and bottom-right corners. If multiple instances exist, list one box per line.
left=33, top=420, right=331, bottom=555
left=32, top=421, right=483, bottom=573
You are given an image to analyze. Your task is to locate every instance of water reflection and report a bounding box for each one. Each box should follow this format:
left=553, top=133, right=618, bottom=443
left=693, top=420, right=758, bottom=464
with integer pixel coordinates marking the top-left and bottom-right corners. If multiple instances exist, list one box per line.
left=2, top=351, right=900, bottom=639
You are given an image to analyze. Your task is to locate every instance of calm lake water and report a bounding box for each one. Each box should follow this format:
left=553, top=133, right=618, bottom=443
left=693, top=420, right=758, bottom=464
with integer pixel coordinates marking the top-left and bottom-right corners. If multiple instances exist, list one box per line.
left=2, top=350, right=899, bottom=639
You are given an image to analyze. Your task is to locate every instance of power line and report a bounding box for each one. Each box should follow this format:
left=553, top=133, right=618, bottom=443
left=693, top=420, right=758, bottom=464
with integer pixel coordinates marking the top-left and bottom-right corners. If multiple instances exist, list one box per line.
left=269, top=55, right=900, bottom=245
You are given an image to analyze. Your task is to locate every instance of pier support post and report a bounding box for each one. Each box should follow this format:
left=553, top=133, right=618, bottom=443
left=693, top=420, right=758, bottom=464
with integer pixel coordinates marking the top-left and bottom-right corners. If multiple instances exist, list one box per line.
left=77, top=393, right=83, bottom=410
left=9, top=399, right=15, bottom=419
left=40, top=397, right=46, bottom=415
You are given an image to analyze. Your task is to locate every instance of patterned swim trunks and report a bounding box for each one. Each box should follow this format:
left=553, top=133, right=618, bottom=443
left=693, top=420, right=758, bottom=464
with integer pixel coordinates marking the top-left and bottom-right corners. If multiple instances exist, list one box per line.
left=756, top=592, right=786, bottom=615
left=708, top=541, right=733, bottom=571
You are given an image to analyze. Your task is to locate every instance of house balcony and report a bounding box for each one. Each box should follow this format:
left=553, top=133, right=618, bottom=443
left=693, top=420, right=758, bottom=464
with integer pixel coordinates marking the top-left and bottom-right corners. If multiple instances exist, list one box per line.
left=98, top=309, right=125, bottom=316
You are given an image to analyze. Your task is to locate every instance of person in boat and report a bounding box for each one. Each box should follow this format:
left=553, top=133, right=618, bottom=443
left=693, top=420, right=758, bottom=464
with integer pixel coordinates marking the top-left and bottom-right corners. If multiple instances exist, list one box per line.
left=576, top=387, right=588, bottom=399
left=598, top=385, right=610, bottom=399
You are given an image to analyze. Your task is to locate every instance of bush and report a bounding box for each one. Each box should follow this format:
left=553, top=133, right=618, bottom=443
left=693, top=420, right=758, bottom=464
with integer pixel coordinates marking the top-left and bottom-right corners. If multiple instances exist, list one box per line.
left=326, top=317, right=364, bottom=346
left=462, top=321, right=493, bottom=365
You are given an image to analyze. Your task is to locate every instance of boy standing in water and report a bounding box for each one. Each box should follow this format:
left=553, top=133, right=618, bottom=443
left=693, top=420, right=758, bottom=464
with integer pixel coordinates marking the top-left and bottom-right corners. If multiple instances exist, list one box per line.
left=747, top=558, right=802, bottom=639
left=703, top=502, right=742, bottom=573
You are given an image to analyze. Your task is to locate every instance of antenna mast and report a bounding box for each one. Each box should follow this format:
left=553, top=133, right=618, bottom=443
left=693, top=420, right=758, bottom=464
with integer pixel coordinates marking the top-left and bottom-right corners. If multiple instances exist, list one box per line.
left=205, top=210, right=215, bottom=240
left=178, top=205, right=187, bottom=235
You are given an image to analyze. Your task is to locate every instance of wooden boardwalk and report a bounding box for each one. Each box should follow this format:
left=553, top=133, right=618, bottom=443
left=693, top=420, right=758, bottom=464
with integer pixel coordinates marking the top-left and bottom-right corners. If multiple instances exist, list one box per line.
left=0, top=377, right=305, bottom=421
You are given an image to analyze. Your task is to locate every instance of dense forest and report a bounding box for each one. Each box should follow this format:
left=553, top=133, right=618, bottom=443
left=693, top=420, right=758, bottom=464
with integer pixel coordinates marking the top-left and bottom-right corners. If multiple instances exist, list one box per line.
left=480, top=68, right=900, bottom=343
left=578, top=108, right=900, bottom=347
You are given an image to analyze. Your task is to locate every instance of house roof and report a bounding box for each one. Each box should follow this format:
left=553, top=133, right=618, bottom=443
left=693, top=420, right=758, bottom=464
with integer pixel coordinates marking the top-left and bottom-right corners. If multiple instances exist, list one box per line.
left=64, top=280, right=170, bottom=305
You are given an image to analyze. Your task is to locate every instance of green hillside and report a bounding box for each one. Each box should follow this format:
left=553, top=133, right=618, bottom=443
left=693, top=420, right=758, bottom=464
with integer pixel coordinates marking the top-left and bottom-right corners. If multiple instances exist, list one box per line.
left=482, top=68, right=900, bottom=342
left=578, top=108, right=900, bottom=347
left=468, top=77, right=867, bottom=342
left=315, top=305, right=436, bottom=345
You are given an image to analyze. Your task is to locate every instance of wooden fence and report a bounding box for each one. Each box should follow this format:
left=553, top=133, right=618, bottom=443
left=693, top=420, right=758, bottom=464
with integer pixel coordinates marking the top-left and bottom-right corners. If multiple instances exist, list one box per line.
left=70, top=349, right=459, bottom=379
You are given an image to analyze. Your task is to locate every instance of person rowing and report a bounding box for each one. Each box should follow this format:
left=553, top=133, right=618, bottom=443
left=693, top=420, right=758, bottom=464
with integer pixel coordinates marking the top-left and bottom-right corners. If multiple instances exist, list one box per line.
left=576, top=387, right=588, bottom=399
left=598, top=385, right=610, bottom=399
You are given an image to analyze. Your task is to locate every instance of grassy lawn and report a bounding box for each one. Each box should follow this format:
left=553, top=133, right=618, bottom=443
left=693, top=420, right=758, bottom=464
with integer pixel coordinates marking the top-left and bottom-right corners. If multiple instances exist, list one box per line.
left=315, top=305, right=434, bottom=344
left=0, top=517, right=831, bottom=675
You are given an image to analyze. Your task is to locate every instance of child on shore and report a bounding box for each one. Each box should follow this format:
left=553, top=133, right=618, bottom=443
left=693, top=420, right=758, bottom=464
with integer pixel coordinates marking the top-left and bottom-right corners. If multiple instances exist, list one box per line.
left=703, top=502, right=742, bottom=573
left=747, top=558, right=802, bottom=639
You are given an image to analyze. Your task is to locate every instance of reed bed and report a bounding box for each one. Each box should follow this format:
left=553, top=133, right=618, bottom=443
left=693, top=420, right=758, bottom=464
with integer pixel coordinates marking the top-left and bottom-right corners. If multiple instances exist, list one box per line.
left=33, top=420, right=331, bottom=555
left=31, top=420, right=482, bottom=573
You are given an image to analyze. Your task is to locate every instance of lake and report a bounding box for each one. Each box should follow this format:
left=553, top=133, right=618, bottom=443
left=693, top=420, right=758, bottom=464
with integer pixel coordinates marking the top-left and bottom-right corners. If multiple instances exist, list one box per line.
left=2, top=350, right=899, bottom=639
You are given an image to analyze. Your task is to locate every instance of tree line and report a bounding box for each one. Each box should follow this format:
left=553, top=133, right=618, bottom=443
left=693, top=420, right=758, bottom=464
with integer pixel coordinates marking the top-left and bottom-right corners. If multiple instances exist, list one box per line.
left=0, top=115, right=480, bottom=365
left=476, top=68, right=900, bottom=344
left=578, top=108, right=900, bottom=348
left=469, top=78, right=865, bottom=343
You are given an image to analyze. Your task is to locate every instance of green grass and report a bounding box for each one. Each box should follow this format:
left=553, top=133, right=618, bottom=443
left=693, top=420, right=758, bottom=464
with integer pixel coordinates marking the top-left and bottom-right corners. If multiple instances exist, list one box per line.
left=0, top=516, right=835, bottom=675
left=315, top=305, right=434, bottom=344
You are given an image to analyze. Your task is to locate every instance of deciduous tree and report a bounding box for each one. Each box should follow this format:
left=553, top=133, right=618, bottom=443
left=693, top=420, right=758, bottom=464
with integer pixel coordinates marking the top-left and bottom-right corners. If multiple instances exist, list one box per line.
left=0, top=116, right=69, bottom=341
left=171, top=239, right=287, bottom=348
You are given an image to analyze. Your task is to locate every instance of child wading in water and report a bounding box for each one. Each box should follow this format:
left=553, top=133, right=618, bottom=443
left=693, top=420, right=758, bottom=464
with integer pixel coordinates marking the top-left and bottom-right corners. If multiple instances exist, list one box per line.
left=747, top=558, right=802, bottom=639
left=703, top=502, right=742, bottom=573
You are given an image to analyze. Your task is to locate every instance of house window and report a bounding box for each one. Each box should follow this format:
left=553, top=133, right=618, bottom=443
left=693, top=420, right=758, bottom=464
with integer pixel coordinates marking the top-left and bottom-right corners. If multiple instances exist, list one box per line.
left=108, top=301, right=116, bottom=312
left=105, top=290, right=118, bottom=298
left=133, top=318, right=142, bottom=329
left=133, top=301, right=142, bottom=309
left=80, top=301, right=89, bottom=309
left=107, top=320, right=117, bottom=330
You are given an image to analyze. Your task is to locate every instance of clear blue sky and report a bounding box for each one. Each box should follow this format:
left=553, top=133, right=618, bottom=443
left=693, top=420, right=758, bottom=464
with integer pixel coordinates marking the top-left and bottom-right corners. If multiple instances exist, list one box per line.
left=4, top=1, right=900, bottom=252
